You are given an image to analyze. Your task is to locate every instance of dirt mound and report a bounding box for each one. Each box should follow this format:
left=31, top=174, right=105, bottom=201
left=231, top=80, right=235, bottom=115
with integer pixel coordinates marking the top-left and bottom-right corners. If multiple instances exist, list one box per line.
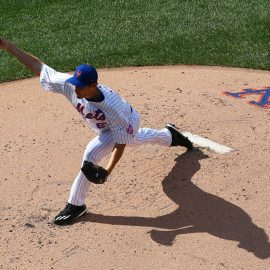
left=1, top=65, right=270, bottom=269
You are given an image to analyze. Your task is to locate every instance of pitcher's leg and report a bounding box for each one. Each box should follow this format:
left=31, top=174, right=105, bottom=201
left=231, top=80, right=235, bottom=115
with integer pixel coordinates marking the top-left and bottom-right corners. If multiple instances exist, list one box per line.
left=68, top=132, right=115, bottom=206
left=132, top=127, right=172, bottom=147
left=131, top=125, right=193, bottom=149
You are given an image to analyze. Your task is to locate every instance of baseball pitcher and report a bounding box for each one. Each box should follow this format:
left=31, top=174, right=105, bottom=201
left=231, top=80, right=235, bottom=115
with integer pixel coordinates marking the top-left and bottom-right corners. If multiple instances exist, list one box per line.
left=0, top=37, right=193, bottom=225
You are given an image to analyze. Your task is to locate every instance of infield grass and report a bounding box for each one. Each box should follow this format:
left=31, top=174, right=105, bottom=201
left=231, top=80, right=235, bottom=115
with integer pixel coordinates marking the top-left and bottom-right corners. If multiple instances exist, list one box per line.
left=0, top=0, right=269, bottom=82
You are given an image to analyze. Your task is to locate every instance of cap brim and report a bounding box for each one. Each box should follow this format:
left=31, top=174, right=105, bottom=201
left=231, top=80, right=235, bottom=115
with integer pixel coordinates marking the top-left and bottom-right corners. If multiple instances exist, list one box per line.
left=66, top=77, right=88, bottom=88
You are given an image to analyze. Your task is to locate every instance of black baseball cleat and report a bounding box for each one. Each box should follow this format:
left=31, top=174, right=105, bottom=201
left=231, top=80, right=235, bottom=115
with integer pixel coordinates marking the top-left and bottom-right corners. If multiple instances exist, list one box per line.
left=165, top=123, right=193, bottom=150
left=53, top=203, right=86, bottom=225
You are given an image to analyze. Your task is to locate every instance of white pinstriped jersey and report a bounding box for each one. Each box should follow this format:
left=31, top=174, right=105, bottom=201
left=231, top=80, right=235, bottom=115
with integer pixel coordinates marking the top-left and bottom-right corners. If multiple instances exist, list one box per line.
left=40, top=64, right=139, bottom=144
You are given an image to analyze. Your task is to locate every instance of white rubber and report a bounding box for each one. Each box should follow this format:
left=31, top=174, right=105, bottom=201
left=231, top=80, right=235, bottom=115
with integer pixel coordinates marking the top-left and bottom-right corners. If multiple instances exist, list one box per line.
left=182, top=132, right=234, bottom=154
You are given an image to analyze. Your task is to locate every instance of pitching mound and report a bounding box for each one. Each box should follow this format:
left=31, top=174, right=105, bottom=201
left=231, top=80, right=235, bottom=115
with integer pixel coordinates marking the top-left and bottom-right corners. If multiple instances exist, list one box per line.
left=1, top=65, right=270, bottom=269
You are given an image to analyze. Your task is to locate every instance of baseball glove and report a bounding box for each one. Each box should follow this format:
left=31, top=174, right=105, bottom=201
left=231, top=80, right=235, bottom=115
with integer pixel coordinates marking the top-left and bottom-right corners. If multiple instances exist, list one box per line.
left=81, top=161, right=108, bottom=184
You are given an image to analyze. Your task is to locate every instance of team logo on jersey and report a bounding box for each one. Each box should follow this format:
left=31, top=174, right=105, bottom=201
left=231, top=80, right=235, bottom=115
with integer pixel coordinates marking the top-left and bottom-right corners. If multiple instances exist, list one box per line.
left=76, top=103, right=107, bottom=129
left=126, top=124, right=134, bottom=134
left=223, top=86, right=270, bottom=109
left=76, top=70, right=82, bottom=78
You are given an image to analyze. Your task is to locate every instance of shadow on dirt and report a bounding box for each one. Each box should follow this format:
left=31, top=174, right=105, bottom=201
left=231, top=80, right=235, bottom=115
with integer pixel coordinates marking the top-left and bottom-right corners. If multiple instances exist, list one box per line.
left=83, top=149, right=270, bottom=259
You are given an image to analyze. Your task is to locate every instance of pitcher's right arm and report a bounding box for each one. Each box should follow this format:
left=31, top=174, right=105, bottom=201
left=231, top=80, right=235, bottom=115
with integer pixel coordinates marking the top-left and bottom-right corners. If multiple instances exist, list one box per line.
left=0, top=37, right=43, bottom=76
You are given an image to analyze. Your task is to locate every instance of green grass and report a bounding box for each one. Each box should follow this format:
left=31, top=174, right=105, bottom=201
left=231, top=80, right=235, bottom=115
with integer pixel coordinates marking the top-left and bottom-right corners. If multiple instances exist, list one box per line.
left=0, top=0, right=269, bottom=82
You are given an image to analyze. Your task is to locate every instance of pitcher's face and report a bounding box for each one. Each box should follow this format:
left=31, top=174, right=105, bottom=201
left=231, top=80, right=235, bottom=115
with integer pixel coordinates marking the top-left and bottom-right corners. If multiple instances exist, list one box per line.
left=74, top=83, right=97, bottom=99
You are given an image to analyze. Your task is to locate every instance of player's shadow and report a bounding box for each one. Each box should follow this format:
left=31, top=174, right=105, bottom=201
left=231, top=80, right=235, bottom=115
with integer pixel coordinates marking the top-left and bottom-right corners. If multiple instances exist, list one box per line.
left=83, top=149, right=270, bottom=259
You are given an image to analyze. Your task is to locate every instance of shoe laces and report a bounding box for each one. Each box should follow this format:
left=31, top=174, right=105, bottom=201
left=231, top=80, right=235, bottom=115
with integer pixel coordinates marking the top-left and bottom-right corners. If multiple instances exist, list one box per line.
left=60, top=203, right=73, bottom=215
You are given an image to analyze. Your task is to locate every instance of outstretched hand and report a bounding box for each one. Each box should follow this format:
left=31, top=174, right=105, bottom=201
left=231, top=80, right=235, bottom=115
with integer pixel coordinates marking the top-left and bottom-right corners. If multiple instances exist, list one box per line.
left=0, top=36, right=42, bottom=75
left=0, top=37, right=10, bottom=50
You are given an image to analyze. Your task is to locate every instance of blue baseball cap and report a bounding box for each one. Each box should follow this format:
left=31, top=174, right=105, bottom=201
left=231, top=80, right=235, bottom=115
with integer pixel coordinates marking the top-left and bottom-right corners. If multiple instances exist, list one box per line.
left=66, top=64, right=98, bottom=88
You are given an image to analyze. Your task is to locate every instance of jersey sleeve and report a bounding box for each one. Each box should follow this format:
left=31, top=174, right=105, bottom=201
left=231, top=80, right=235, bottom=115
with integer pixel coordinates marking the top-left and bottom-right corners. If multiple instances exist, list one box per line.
left=40, top=64, right=72, bottom=94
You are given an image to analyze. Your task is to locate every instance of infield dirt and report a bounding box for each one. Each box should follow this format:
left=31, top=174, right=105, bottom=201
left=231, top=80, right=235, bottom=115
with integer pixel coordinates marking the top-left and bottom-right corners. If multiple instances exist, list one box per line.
left=1, top=65, right=270, bottom=269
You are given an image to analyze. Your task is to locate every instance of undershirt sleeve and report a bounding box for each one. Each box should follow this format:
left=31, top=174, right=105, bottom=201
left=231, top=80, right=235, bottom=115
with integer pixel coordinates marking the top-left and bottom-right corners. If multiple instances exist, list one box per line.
left=40, top=64, right=71, bottom=94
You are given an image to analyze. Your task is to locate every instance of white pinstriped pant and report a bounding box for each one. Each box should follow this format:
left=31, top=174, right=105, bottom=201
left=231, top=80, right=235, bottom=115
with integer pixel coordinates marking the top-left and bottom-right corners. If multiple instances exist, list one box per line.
left=68, top=112, right=172, bottom=206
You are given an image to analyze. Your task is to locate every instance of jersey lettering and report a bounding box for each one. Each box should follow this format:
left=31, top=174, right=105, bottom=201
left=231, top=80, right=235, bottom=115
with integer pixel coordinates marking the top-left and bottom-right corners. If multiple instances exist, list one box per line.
left=76, top=103, right=85, bottom=115
left=85, top=112, right=94, bottom=119
left=76, top=103, right=107, bottom=128
left=94, top=109, right=106, bottom=121
left=96, top=123, right=107, bottom=129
